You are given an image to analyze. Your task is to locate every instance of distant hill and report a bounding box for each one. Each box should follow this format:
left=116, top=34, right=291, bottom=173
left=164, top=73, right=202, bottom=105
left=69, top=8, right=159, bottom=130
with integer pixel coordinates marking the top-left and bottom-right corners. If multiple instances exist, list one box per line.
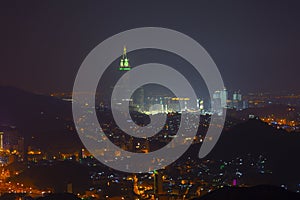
left=206, top=119, right=300, bottom=189
left=227, top=104, right=300, bottom=120
left=0, top=86, right=83, bottom=154
left=193, top=185, right=300, bottom=200
left=1, top=86, right=299, bottom=193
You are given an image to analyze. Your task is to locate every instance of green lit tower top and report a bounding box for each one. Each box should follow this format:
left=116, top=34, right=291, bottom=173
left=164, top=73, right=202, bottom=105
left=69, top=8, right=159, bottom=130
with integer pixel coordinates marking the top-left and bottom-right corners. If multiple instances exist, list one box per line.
left=119, top=46, right=131, bottom=71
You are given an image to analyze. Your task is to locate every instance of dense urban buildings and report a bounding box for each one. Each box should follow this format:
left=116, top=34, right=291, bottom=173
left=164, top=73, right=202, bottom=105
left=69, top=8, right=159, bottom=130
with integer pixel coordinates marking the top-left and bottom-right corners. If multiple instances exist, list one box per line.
left=1, top=1, right=300, bottom=199
left=0, top=82, right=300, bottom=199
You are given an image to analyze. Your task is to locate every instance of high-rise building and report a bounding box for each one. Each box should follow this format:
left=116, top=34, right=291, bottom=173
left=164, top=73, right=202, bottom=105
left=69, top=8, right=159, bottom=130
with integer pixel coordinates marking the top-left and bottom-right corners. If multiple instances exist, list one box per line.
left=0, top=132, right=3, bottom=150
left=197, top=98, right=205, bottom=114
left=212, top=89, right=227, bottom=115
left=242, top=100, right=249, bottom=109
left=132, top=87, right=145, bottom=112
left=153, top=170, right=164, bottom=195
left=233, top=91, right=242, bottom=101
left=112, top=46, right=132, bottom=110
left=119, top=46, right=131, bottom=71
left=233, top=91, right=243, bottom=110
left=220, top=88, right=228, bottom=108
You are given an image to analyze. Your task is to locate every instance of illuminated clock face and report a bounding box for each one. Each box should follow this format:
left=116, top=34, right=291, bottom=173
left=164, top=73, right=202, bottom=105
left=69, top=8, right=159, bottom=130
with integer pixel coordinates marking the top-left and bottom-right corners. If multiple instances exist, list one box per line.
left=119, top=46, right=131, bottom=71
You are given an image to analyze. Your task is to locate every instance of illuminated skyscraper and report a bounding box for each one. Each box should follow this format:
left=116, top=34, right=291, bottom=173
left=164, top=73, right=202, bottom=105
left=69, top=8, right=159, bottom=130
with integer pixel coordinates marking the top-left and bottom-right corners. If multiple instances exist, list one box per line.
left=212, top=89, right=227, bottom=115
left=132, top=87, right=145, bottom=112
left=233, top=91, right=243, bottom=110
left=220, top=88, right=228, bottom=108
left=118, top=46, right=145, bottom=112
left=212, top=91, right=221, bottom=114
left=119, top=46, right=131, bottom=71
left=112, top=46, right=133, bottom=109
left=197, top=98, right=205, bottom=114
left=233, top=91, right=242, bottom=101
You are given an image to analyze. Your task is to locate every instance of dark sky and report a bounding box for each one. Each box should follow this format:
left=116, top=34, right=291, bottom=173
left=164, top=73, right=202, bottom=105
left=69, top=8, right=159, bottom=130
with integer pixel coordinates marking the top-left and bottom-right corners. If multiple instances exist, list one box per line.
left=1, top=0, right=300, bottom=94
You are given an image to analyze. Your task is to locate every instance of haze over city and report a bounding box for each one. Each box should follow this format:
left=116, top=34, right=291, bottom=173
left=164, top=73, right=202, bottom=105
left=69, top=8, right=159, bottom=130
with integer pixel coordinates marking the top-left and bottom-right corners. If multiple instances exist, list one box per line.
left=0, top=1, right=300, bottom=200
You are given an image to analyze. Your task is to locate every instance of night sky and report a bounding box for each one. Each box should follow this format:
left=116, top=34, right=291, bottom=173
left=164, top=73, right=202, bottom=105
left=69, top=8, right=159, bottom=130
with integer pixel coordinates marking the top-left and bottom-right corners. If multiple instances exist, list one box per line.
left=1, top=1, right=300, bottom=94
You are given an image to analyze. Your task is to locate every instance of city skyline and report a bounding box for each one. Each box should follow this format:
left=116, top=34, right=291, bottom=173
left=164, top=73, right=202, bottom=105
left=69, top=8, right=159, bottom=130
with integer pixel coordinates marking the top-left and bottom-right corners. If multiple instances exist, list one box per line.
left=0, top=1, right=300, bottom=199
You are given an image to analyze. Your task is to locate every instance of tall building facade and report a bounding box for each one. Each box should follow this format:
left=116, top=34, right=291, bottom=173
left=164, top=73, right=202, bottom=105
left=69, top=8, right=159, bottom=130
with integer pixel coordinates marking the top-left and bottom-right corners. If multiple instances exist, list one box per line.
left=232, top=91, right=243, bottom=110
left=212, top=89, right=227, bottom=115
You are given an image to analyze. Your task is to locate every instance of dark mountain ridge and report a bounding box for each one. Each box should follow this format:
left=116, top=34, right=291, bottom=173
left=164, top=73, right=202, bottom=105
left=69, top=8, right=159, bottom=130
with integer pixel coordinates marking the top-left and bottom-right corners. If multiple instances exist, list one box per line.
left=194, top=185, right=300, bottom=200
left=0, top=86, right=83, bottom=153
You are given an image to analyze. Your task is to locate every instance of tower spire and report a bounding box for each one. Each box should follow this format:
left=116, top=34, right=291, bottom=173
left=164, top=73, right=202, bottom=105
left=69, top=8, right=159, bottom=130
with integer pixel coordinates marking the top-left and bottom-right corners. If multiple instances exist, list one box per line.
left=123, top=46, right=127, bottom=58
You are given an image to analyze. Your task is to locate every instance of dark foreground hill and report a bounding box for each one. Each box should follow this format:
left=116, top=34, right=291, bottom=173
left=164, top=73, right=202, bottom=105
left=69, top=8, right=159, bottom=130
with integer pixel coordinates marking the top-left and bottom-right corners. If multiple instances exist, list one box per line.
left=8, top=160, right=92, bottom=193
left=206, top=119, right=300, bottom=188
left=194, top=185, right=300, bottom=200
left=0, top=193, right=81, bottom=200
left=35, top=193, right=81, bottom=200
